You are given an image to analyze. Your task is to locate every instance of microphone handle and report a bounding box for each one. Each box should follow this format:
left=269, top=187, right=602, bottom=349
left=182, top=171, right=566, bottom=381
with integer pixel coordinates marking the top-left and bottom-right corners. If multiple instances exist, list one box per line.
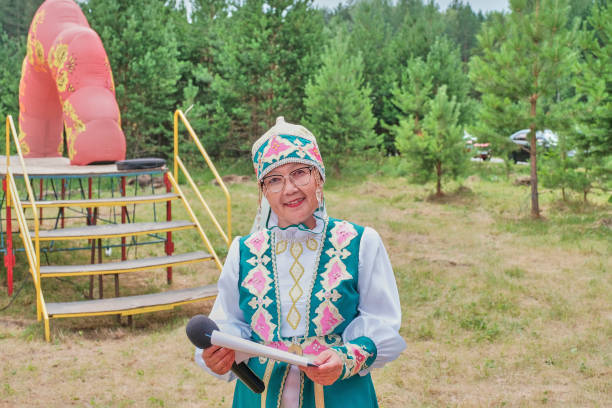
left=231, top=362, right=265, bottom=394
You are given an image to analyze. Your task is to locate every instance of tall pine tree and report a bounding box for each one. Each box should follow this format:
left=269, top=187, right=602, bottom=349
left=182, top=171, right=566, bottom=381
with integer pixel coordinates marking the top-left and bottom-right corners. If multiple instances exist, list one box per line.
left=169, top=0, right=229, bottom=159
left=469, top=0, right=577, bottom=217
left=0, top=0, right=43, bottom=39
left=0, top=33, right=25, bottom=120
left=0, top=0, right=42, bottom=122
left=391, top=0, right=445, bottom=64
left=390, top=36, right=472, bottom=139
left=82, top=0, right=183, bottom=158
left=394, top=86, right=468, bottom=196
left=573, top=1, right=612, bottom=200
left=347, top=0, right=396, bottom=150
left=303, top=28, right=379, bottom=174
left=211, top=0, right=325, bottom=156
left=443, top=0, right=484, bottom=62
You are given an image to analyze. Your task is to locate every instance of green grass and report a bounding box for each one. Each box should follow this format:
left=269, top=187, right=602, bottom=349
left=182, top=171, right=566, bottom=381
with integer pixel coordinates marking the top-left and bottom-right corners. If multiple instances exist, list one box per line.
left=0, top=157, right=610, bottom=407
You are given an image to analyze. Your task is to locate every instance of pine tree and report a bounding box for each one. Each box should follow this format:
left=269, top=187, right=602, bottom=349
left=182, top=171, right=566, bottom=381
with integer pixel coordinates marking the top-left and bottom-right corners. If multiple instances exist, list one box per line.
left=391, top=0, right=445, bottom=64
left=82, top=0, right=183, bottom=158
left=347, top=0, right=396, bottom=150
left=394, top=86, right=468, bottom=196
left=0, top=0, right=42, bottom=121
left=168, top=0, right=230, bottom=159
left=390, top=36, right=472, bottom=139
left=573, top=1, right=612, bottom=200
left=540, top=146, right=590, bottom=202
left=421, top=36, right=473, bottom=125
left=443, top=0, right=485, bottom=62
left=0, top=0, right=43, bottom=39
left=303, top=28, right=379, bottom=174
left=469, top=0, right=578, bottom=217
left=0, top=33, right=25, bottom=120
left=211, top=0, right=325, bottom=156
left=390, top=57, right=433, bottom=136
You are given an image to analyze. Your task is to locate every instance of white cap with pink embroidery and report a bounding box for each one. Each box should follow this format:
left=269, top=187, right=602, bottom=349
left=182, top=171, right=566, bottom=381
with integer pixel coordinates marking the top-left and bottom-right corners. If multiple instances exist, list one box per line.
left=251, top=117, right=325, bottom=182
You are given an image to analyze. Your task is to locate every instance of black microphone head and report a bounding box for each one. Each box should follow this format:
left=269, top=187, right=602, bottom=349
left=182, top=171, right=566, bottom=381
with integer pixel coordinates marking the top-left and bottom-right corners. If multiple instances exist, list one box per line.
left=186, top=314, right=219, bottom=349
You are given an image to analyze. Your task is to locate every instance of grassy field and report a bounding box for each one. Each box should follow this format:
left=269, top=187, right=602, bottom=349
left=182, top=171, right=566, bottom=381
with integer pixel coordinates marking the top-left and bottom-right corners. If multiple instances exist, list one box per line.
left=0, top=160, right=610, bottom=407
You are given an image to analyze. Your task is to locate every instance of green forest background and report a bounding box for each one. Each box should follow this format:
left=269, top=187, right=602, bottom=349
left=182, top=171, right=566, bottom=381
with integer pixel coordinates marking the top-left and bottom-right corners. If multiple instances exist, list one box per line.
left=0, top=0, right=610, bottom=211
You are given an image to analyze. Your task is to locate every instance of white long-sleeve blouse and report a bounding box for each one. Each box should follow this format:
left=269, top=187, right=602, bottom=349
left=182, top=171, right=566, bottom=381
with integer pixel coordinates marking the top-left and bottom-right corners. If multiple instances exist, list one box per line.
left=195, top=216, right=406, bottom=407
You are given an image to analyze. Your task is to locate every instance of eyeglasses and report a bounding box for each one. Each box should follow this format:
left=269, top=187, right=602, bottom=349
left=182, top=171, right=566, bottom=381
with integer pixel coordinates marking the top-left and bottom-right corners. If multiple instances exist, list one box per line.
left=261, top=166, right=314, bottom=193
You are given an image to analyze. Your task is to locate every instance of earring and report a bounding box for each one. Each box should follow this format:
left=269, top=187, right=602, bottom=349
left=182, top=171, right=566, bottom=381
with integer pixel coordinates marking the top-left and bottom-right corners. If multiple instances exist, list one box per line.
left=254, top=187, right=263, bottom=231
left=316, top=189, right=324, bottom=213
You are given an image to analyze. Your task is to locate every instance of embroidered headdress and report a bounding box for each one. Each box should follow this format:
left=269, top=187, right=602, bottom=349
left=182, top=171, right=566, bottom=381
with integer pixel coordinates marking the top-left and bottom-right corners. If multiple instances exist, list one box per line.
left=250, top=117, right=327, bottom=232
left=251, top=116, right=325, bottom=182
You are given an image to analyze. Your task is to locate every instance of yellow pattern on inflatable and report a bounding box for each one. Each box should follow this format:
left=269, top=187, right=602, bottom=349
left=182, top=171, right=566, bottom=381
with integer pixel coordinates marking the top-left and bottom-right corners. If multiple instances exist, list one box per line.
left=18, top=0, right=125, bottom=165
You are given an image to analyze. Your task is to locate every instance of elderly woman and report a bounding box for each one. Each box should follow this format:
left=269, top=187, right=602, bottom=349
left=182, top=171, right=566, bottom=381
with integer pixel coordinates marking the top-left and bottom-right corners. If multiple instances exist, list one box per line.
left=195, top=118, right=405, bottom=408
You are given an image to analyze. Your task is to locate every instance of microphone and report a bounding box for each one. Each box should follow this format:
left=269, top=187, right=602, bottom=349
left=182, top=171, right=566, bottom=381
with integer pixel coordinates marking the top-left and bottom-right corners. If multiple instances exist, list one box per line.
left=186, top=314, right=265, bottom=394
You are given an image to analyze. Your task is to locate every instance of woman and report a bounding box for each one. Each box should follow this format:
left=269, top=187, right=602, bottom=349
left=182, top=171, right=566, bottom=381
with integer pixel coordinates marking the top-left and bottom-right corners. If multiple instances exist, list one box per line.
left=195, top=117, right=405, bottom=408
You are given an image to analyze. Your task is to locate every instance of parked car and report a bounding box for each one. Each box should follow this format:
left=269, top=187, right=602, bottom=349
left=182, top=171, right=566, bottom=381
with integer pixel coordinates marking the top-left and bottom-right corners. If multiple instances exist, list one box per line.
left=509, top=129, right=558, bottom=163
left=464, top=131, right=491, bottom=161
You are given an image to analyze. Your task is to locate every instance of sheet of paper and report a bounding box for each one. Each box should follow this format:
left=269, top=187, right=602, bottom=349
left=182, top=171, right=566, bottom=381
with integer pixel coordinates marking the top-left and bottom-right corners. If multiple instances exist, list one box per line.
left=211, top=331, right=317, bottom=367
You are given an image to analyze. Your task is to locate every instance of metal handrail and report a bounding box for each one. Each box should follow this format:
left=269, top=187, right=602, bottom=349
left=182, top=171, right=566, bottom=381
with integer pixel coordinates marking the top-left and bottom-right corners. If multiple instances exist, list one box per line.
left=7, top=175, right=36, bottom=277
left=6, top=116, right=40, bottom=274
left=8, top=173, right=49, bottom=338
left=175, top=156, right=228, bottom=244
left=173, top=110, right=232, bottom=247
left=5, top=115, right=49, bottom=339
left=165, top=172, right=223, bottom=271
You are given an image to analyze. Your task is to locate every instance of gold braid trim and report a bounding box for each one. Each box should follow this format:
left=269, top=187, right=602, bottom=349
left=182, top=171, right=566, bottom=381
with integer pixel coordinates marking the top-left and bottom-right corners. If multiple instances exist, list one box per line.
left=314, top=384, right=325, bottom=408
left=261, top=359, right=275, bottom=408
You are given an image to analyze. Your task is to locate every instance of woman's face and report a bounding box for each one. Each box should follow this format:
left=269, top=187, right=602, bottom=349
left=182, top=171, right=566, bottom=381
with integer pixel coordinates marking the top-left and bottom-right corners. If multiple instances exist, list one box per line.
left=261, top=162, right=321, bottom=229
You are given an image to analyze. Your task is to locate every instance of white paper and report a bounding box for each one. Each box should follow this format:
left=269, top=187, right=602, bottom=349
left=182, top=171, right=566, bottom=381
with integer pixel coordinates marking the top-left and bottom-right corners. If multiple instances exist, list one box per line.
left=211, top=331, right=315, bottom=367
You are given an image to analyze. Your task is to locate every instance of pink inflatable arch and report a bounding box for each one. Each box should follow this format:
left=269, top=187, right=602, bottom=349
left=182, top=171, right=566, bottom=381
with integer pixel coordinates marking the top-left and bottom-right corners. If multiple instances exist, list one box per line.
left=19, top=0, right=125, bottom=165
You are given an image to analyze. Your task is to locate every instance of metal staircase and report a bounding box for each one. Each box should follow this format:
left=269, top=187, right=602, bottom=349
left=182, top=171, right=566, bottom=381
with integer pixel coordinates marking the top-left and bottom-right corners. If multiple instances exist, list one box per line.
left=3, top=110, right=231, bottom=341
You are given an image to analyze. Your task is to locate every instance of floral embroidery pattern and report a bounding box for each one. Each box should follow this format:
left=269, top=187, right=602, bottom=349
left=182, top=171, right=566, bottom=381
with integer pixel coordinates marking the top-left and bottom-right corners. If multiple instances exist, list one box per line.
left=266, top=335, right=374, bottom=380
left=307, top=144, right=322, bottom=163
left=62, top=100, right=86, bottom=158
left=312, top=221, right=358, bottom=336
left=337, top=342, right=374, bottom=379
left=242, top=230, right=276, bottom=342
left=253, top=134, right=324, bottom=180
left=267, top=335, right=342, bottom=359
left=302, top=338, right=327, bottom=356
left=262, top=135, right=292, bottom=161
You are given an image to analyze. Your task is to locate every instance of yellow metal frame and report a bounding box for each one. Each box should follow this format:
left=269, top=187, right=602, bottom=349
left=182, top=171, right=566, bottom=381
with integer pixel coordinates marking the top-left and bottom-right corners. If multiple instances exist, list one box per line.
left=5, top=111, right=231, bottom=341
left=174, top=109, right=231, bottom=246
left=49, top=293, right=218, bottom=319
left=41, top=256, right=211, bottom=278
left=5, top=115, right=50, bottom=340
left=166, top=172, right=223, bottom=271
left=36, top=223, right=195, bottom=241
left=22, top=194, right=179, bottom=208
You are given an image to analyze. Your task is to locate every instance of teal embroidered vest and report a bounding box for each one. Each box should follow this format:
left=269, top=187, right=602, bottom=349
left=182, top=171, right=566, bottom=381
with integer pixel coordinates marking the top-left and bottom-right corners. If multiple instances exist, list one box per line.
left=234, top=218, right=378, bottom=408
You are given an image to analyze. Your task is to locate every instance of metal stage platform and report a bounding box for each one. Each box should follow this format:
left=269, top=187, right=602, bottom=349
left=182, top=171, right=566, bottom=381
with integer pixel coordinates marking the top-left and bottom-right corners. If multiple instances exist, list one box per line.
left=0, top=156, right=164, bottom=177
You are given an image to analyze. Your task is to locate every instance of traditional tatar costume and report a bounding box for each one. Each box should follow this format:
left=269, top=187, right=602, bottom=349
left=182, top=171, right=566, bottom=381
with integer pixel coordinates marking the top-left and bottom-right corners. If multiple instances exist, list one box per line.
left=195, top=118, right=406, bottom=408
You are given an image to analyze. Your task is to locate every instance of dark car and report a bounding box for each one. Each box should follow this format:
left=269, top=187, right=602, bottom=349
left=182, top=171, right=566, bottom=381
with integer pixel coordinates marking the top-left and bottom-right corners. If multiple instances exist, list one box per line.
left=509, top=129, right=558, bottom=163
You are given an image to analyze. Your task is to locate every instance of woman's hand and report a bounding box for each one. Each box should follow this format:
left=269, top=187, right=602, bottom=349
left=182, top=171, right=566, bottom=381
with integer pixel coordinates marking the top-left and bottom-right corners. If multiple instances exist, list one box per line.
left=300, top=349, right=343, bottom=386
left=202, top=346, right=235, bottom=375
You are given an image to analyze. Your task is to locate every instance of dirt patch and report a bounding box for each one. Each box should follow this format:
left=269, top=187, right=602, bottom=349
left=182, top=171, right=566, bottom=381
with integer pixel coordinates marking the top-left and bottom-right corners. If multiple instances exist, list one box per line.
left=426, top=186, right=475, bottom=204
left=211, top=174, right=252, bottom=186
left=0, top=317, right=35, bottom=328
